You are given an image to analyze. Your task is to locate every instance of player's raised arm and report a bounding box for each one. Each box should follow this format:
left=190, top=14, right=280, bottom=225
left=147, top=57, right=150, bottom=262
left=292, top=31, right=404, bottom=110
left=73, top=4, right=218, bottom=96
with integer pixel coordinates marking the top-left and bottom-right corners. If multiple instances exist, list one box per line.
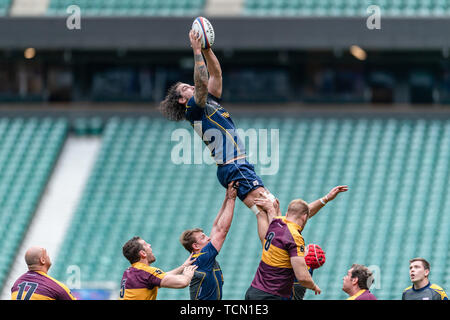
left=190, top=30, right=208, bottom=107
left=202, top=48, right=222, bottom=98
left=210, top=182, right=238, bottom=252
left=308, top=185, right=348, bottom=218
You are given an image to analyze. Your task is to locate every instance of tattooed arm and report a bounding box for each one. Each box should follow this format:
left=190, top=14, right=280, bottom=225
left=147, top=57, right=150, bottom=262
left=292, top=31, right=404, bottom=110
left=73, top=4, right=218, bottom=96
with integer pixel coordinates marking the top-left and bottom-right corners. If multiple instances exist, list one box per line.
left=189, top=30, right=209, bottom=107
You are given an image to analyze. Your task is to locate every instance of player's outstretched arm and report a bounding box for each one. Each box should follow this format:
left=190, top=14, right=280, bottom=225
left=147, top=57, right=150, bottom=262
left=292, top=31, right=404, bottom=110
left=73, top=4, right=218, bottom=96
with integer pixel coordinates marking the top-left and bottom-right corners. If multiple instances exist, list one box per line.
left=190, top=30, right=208, bottom=107
left=210, top=182, right=238, bottom=252
left=160, top=265, right=198, bottom=289
left=308, top=185, right=348, bottom=218
left=202, top=48, right=222, bottom=98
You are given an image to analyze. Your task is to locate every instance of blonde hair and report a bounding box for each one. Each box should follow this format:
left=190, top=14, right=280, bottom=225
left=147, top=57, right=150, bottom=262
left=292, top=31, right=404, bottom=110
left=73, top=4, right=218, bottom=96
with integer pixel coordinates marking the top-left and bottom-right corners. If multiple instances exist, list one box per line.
left=286, top=199, right=310, bottom=218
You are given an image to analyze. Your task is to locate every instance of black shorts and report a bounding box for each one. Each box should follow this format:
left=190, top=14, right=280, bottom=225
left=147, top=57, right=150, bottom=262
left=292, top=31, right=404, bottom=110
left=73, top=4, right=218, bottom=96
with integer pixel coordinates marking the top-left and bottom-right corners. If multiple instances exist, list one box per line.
left=245, top=286, right=286, bottom=300
left=292, top=283, right=307, bottom=300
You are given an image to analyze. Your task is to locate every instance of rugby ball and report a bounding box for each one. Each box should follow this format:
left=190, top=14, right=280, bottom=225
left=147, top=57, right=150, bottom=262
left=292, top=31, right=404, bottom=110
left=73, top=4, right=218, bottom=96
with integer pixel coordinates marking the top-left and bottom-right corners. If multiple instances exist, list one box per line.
left=192, top=17, right=215, bottom=49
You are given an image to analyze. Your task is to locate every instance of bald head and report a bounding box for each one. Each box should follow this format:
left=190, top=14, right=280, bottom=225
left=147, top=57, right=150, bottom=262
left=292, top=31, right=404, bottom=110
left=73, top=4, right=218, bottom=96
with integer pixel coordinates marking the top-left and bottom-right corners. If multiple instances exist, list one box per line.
left=24, top=247, right=51, bottom=272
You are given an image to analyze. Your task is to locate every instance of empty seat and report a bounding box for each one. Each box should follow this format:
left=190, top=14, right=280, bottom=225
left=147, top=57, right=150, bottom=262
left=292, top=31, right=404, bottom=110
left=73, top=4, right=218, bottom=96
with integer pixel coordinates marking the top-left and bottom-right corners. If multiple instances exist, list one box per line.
left=0, top=117, right=68, bottom=287
left=45, top=116, right=450, bottom=300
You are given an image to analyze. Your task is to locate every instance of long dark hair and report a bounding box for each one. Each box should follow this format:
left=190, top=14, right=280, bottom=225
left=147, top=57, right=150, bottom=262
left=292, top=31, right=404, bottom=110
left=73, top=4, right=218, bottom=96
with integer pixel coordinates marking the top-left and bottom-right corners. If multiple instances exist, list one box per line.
left=159, top=82, right=186, bottom=121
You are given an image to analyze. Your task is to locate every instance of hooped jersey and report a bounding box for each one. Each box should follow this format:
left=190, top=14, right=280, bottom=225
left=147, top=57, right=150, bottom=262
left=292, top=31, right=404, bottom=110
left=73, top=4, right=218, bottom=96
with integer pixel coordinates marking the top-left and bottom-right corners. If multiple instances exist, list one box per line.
left=120, top=262, right=166, bottom=300
left=11, top=271, right=76, bottom=300
left=251, top=216, right=306, bottom=298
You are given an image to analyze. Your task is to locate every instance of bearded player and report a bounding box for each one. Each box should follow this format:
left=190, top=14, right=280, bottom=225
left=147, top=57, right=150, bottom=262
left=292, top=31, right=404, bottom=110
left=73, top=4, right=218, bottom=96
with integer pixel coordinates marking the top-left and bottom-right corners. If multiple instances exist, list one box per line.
left=160, top=29, right=343, bottom=243
left=160, top=29, right=277, bottom=241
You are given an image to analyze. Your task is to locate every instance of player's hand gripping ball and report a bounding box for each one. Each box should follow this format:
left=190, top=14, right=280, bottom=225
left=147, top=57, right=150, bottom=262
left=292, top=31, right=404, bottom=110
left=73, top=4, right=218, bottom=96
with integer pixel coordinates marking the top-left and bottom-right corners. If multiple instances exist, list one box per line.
left=192, top=17, right=215, bottom=49
left=305, top=244, right=326, bottom=270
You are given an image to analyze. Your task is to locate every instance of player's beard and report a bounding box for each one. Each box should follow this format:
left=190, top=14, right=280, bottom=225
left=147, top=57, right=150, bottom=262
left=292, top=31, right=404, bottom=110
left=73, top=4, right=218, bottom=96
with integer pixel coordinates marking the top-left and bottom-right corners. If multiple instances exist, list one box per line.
left=147, top=254, right=156, bottom=264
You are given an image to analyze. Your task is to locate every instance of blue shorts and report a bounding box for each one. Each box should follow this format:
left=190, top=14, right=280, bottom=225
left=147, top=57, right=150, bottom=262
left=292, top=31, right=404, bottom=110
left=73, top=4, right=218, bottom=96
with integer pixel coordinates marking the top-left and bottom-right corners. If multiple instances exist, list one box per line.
left=216, top=160, right=264, bottom=201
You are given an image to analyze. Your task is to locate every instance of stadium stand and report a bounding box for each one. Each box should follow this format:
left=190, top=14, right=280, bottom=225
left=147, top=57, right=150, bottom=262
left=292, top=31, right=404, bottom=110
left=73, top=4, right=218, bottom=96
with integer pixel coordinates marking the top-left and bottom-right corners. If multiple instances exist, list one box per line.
left=0, top=117, right=68, bottom=288
left=45, top=115, right=450, bottom=300
left=0, top=0, right=11, bottom=15
left=48, top=117, right=223, bottom=299
left=0, top=0, right=448, bottom=305
left=3, top=0, right=450, bottom=17
left=243, top=0, right=450, bottom=16
left=46, top=0, right=206, bottom=16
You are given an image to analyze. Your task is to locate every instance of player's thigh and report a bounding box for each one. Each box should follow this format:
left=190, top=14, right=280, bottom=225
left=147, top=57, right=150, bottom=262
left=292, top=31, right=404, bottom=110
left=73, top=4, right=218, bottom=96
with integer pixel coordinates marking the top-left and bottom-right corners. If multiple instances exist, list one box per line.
left=242, top=186, right=267, bottom=208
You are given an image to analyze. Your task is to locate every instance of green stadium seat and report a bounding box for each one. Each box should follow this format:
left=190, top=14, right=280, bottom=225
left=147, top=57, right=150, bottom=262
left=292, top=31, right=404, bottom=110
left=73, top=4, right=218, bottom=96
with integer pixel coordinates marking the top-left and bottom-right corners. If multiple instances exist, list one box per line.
left=0, top=0, right=11, bottom=15
left=0, top=118, right=68, bottom=288
left=243, top=0, right=450, bottom=16
left=46, top=0, right=206, bottom=16
left=41, top=116, right=450, bottom=300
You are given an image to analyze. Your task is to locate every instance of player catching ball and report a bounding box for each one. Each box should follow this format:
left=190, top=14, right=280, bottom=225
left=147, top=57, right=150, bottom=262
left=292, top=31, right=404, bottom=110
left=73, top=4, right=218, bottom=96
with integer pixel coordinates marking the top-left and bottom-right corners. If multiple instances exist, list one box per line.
left=159, top=24, right=277, bottom=242
left=159, top=20, right=347, bottom=245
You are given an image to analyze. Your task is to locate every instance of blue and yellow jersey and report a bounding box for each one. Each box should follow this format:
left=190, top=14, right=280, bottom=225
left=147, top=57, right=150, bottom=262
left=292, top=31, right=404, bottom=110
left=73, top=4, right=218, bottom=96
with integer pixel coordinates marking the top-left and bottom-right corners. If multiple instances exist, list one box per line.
left=119, top=262, right=166, bottom=300
left=185, top=93, right=246, bottom=165
left=11, top=271, right=76, bottom=300
left=402, top=282, right=448, bottom=300
left=190, top=242, right=223, bottom=300
left=251, top=216, right=305, bottom=299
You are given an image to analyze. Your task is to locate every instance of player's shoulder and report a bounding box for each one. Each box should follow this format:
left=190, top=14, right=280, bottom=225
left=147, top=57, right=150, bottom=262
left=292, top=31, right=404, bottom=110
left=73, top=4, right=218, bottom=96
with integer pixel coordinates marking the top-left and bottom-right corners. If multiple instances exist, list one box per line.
left=186, top=96, right=198, bottom=109
left=132, top=263, right=165, bottom=277
left=430, top=284, right=448, bottom=299
left=193, top=242, right=216, bottom=258
left=186, top=92, right=220, bottom=107
left=207, top=92, right=221, bottom=104
left=42, top=273, right=68, bottom=289
left=284, top=219, right=304, bottom=240
left=193, top=242, right=219, bottom=268
left=185, top=96, right=206, bottom=122
left=30, top=271, right=63, bottom=288
left=37, top=272, right=76, bottom=299
left=430, top=283, right=445, bottom=291
left=204, top=241, right=218, bottom=254
left=403, top=285, right=413, bottom=293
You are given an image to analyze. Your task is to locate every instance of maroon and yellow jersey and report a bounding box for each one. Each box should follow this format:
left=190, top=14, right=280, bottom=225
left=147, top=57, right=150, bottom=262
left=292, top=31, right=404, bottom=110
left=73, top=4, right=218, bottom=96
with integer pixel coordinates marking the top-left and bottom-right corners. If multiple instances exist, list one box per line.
left=11, top=271, right=76, bottom=300
left=119, top=262, right=166, bottom=300
left=250, top=216, right=305, bottom=298
left=347, top=289, right=378, bottom=300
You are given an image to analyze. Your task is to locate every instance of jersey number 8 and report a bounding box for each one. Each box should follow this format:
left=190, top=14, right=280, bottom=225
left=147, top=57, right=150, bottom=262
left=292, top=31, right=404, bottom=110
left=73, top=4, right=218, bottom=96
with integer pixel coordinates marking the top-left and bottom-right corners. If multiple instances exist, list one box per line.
left=264, top=232, right=275, bottom=251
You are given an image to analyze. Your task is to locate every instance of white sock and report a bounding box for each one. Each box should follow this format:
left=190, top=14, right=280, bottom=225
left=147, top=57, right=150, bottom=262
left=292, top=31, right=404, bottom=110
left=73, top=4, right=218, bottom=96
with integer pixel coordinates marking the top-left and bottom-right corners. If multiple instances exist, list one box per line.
left=265, top=192, right=275, bottom=202
left=250, top=191, right=276, bottom=215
